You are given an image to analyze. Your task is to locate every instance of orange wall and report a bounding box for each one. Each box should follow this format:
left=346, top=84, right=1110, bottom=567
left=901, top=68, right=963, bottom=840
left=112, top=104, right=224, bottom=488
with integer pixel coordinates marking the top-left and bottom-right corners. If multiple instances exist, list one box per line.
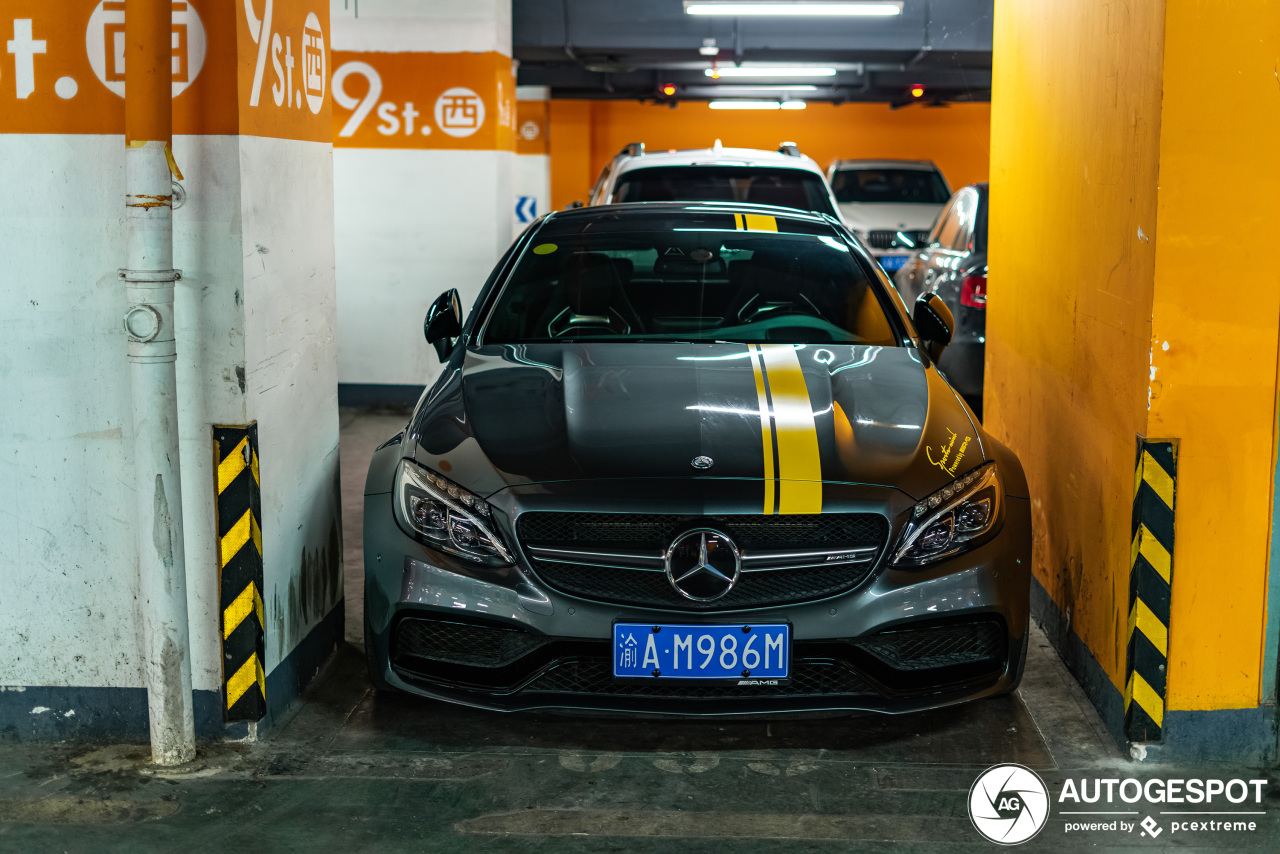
left=549, top=99, right=991, bottom=212
left=990, top=0, right=1280, bottom=714
left=1146, top=0, right=1280, bottom=710
left=987, top=0, right=1166, bottom=702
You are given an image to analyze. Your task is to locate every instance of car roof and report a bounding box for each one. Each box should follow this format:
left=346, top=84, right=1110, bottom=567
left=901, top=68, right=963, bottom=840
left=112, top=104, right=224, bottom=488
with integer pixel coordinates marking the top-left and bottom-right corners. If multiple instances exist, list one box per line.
left=544, top=200, right=840, bottom=228
left=828, top=159, right=941, bottom=171
left=613, top=146, right=826, bottom=176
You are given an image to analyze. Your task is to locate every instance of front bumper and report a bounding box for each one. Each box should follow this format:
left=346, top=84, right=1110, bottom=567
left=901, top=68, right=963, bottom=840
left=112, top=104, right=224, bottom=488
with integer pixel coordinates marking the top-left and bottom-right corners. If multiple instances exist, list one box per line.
left=363, top=484, right=1031, bottom=715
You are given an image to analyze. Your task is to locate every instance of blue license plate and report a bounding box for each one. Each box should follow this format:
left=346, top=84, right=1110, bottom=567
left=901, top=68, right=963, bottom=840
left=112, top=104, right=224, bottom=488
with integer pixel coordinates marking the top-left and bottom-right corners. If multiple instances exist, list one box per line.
left=612, top=623, right=790, bottom=680
left=879, top=254, right=907, bottom=271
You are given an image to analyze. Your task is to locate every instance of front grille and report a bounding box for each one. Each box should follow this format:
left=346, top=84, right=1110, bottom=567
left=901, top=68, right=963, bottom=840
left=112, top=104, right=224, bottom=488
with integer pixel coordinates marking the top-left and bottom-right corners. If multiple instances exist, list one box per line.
left=530, top=559, right=870, bottom=611
left=524, top=658, right=874, bottom=698
left=394, top=618, right=547, bottom=668
left=517, top=512, right=889, bottom=610
left=853, top=620, right=1005, bottom=671
left=518, top=512, right=886, bottom=551
left=866, top=229, right=930, bottom=250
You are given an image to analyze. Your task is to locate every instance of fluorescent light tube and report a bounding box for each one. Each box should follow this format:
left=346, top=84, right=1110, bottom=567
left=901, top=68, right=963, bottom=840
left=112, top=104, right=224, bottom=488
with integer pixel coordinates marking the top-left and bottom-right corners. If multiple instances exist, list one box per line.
left=707, top=100, right=808, bottom=110
left=705, top=67, right=838, bottom=78
left=686, top=2, right=902, bottom=17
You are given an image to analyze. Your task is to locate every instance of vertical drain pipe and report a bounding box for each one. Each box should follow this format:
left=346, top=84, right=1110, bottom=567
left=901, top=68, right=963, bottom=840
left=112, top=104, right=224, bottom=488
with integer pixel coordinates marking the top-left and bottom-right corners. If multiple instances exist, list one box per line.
left=123, top=0, right=195, bottom=766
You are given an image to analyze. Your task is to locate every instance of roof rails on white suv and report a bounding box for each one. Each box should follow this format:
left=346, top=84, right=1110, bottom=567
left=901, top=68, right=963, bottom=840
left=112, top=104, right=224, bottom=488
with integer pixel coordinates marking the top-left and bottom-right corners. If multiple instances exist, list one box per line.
left=578, top=140, right=843, bottom=220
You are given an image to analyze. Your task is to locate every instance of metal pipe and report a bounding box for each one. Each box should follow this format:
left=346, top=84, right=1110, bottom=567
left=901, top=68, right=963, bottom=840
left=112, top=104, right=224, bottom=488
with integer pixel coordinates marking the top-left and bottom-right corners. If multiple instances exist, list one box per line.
left=123, top=0, right=195, bottom=766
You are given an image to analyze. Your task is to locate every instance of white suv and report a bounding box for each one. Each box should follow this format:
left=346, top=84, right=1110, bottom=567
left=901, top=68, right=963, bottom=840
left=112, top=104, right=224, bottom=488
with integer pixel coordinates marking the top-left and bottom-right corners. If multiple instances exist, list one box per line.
left=585, top=141, right=843, bottom=220
left=825, top=159, right=951, bottom=276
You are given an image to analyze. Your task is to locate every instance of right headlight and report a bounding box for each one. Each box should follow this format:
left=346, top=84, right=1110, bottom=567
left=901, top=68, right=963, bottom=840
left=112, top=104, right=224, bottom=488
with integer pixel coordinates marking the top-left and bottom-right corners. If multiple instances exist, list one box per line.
left=394, top=459, right=513, bottom=566
left=891, top=462, right=1003, bottom=567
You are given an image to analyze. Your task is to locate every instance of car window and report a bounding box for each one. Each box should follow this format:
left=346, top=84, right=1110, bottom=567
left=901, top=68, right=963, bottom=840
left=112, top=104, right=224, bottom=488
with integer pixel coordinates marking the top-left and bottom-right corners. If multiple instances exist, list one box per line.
left=830, top=168, right=950, bottom=204
left=588, top=163, right=614, bottom=205
left=610, top=167, right=837, bottom=217
left=932, top=199, right=964, bottom=249
left=483, top=226, right=897, bottom=347
left=947, top=189, right=977, bottom=251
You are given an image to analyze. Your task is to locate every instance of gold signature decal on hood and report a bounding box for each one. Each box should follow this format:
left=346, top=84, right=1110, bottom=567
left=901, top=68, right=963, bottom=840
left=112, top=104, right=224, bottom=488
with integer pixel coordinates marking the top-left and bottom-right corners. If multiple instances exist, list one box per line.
left=749, top=344, right=823, bottom=514
left=928, top=427, right=971, bottom=476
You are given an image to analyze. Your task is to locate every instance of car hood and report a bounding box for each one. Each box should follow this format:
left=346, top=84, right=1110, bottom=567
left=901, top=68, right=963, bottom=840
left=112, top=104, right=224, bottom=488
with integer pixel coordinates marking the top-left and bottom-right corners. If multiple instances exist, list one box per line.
left=408, top=342, right=983, bottom=502
left=838, top=202, right=943, bottom=234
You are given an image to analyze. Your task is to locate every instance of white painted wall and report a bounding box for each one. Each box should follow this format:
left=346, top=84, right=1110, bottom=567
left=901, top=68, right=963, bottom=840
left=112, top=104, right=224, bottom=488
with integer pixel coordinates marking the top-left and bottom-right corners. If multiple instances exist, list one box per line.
left=238, top=137, right=342, bottom=670
left=514, top=152, right=550, bottom=235
left=330, top=0, right=511, bottom=52
left=0, top=134, right=143, bottom=689
left=514, top=86, right=551, bottom=236
left=334, top=149, right=514, bottom=387
left=331, top=1, right=516, bottom=394
left=0, top=131, right=338, bottom=691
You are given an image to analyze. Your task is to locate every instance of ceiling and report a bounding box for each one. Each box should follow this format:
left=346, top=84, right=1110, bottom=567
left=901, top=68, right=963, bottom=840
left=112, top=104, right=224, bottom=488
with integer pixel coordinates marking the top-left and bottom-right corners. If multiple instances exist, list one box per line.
left=513, top=0, right=993, bottom=107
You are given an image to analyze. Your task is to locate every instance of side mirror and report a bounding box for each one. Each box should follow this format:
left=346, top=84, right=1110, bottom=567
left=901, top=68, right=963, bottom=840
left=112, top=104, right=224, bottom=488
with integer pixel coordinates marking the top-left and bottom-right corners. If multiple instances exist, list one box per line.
left=564, top=200, right=585, bottom=210
left=424, top=289, right=463, bottom=362
left=913, top=292, right=954, bottom=362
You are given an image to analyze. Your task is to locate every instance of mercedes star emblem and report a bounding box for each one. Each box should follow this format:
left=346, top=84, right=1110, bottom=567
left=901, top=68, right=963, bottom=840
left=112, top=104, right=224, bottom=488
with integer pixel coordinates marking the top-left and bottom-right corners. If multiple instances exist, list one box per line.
left=664, top=529, right=741, bottom=601
left=691, top=455, right=714, bottom=470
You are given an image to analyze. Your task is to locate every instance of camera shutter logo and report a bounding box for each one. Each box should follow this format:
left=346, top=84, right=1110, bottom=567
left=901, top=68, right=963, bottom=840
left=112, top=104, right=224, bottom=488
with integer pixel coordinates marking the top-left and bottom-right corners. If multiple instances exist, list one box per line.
left=968, top=764, right=1050, bottom=845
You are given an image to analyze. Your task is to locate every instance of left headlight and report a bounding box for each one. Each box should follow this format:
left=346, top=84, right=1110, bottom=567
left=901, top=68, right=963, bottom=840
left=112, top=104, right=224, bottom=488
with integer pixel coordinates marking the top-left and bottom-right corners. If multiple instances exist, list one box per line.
left=891, top=462, right=1003, bottom=567
left=394, top=459, right=513, bottom=566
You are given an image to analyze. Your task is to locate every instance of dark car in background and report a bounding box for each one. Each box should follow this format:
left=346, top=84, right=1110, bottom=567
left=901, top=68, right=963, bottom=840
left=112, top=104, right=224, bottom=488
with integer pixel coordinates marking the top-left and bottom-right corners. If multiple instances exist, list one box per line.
left=361, top=201, right=1031, bottom=717
left=894, top=183, right=988, bottom=419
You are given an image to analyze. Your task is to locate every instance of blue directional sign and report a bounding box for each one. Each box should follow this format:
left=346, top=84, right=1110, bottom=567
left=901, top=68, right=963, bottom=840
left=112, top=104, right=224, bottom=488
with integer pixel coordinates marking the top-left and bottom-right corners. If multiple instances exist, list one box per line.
left=515, top=196, right=538, bottom=223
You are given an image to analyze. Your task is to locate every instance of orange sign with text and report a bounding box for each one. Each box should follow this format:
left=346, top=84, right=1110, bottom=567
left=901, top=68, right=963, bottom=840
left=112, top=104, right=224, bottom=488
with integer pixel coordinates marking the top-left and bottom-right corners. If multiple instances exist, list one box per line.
left=330, top=51, right=514, bottom=151
left=0, top=0, right=329, bottom=140
left=516, top=99, right=549, bottom=156
left=237, top=0, right=331, bottom=142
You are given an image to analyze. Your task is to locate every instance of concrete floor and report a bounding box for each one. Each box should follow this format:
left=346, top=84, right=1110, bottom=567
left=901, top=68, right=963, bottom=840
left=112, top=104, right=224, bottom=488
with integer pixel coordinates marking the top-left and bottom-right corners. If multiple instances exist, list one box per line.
left=1, top=407, right=1276, bottom=852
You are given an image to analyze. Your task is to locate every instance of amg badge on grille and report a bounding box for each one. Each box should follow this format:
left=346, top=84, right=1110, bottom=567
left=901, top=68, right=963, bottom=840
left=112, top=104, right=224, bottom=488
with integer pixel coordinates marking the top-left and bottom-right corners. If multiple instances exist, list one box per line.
left=691, top=455, right=714, bottom=470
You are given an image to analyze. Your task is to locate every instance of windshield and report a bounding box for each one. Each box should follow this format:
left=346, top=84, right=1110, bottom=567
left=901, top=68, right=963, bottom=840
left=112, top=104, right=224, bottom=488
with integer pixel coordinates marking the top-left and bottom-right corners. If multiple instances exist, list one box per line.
left=612, top=167, right=837, bottom=217
left=831, top=168, right=950, bottom=205
left=483, top=225, right=898, bottom=346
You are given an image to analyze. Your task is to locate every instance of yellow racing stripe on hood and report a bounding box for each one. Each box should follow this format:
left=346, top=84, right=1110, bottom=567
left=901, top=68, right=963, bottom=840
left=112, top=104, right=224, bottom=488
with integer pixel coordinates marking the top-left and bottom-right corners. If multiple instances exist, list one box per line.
left=748, top=345, right=777, bottom=514
left=758, top=344, right=822, bottom=513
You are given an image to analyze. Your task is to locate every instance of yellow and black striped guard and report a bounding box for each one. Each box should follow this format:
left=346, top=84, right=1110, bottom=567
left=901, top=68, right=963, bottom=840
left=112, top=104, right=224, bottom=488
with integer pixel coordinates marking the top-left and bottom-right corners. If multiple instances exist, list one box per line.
left=214, top=424, right=266, bottom=722
left=1125, top=439, right=1176, bottom=743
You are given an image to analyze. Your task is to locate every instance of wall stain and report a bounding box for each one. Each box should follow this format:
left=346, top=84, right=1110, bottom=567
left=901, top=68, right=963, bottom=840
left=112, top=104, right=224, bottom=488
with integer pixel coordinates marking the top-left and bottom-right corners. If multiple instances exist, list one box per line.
left=273, top=521, right=342, bottom=660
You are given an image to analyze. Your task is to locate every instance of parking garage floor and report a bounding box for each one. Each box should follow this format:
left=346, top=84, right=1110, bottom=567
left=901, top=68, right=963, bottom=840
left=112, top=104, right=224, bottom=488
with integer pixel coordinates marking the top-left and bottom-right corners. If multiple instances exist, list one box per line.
left=0, top=410, right=1273, bottom=852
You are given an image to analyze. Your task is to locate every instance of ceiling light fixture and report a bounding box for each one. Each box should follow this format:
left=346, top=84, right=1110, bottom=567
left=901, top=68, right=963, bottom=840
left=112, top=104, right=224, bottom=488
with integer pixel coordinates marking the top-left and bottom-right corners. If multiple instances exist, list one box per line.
left=704, top=66, right=837, bottom=78
left=708, top=100, right=808, bottom=110
left=685, top=2, right=902, bottom=17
